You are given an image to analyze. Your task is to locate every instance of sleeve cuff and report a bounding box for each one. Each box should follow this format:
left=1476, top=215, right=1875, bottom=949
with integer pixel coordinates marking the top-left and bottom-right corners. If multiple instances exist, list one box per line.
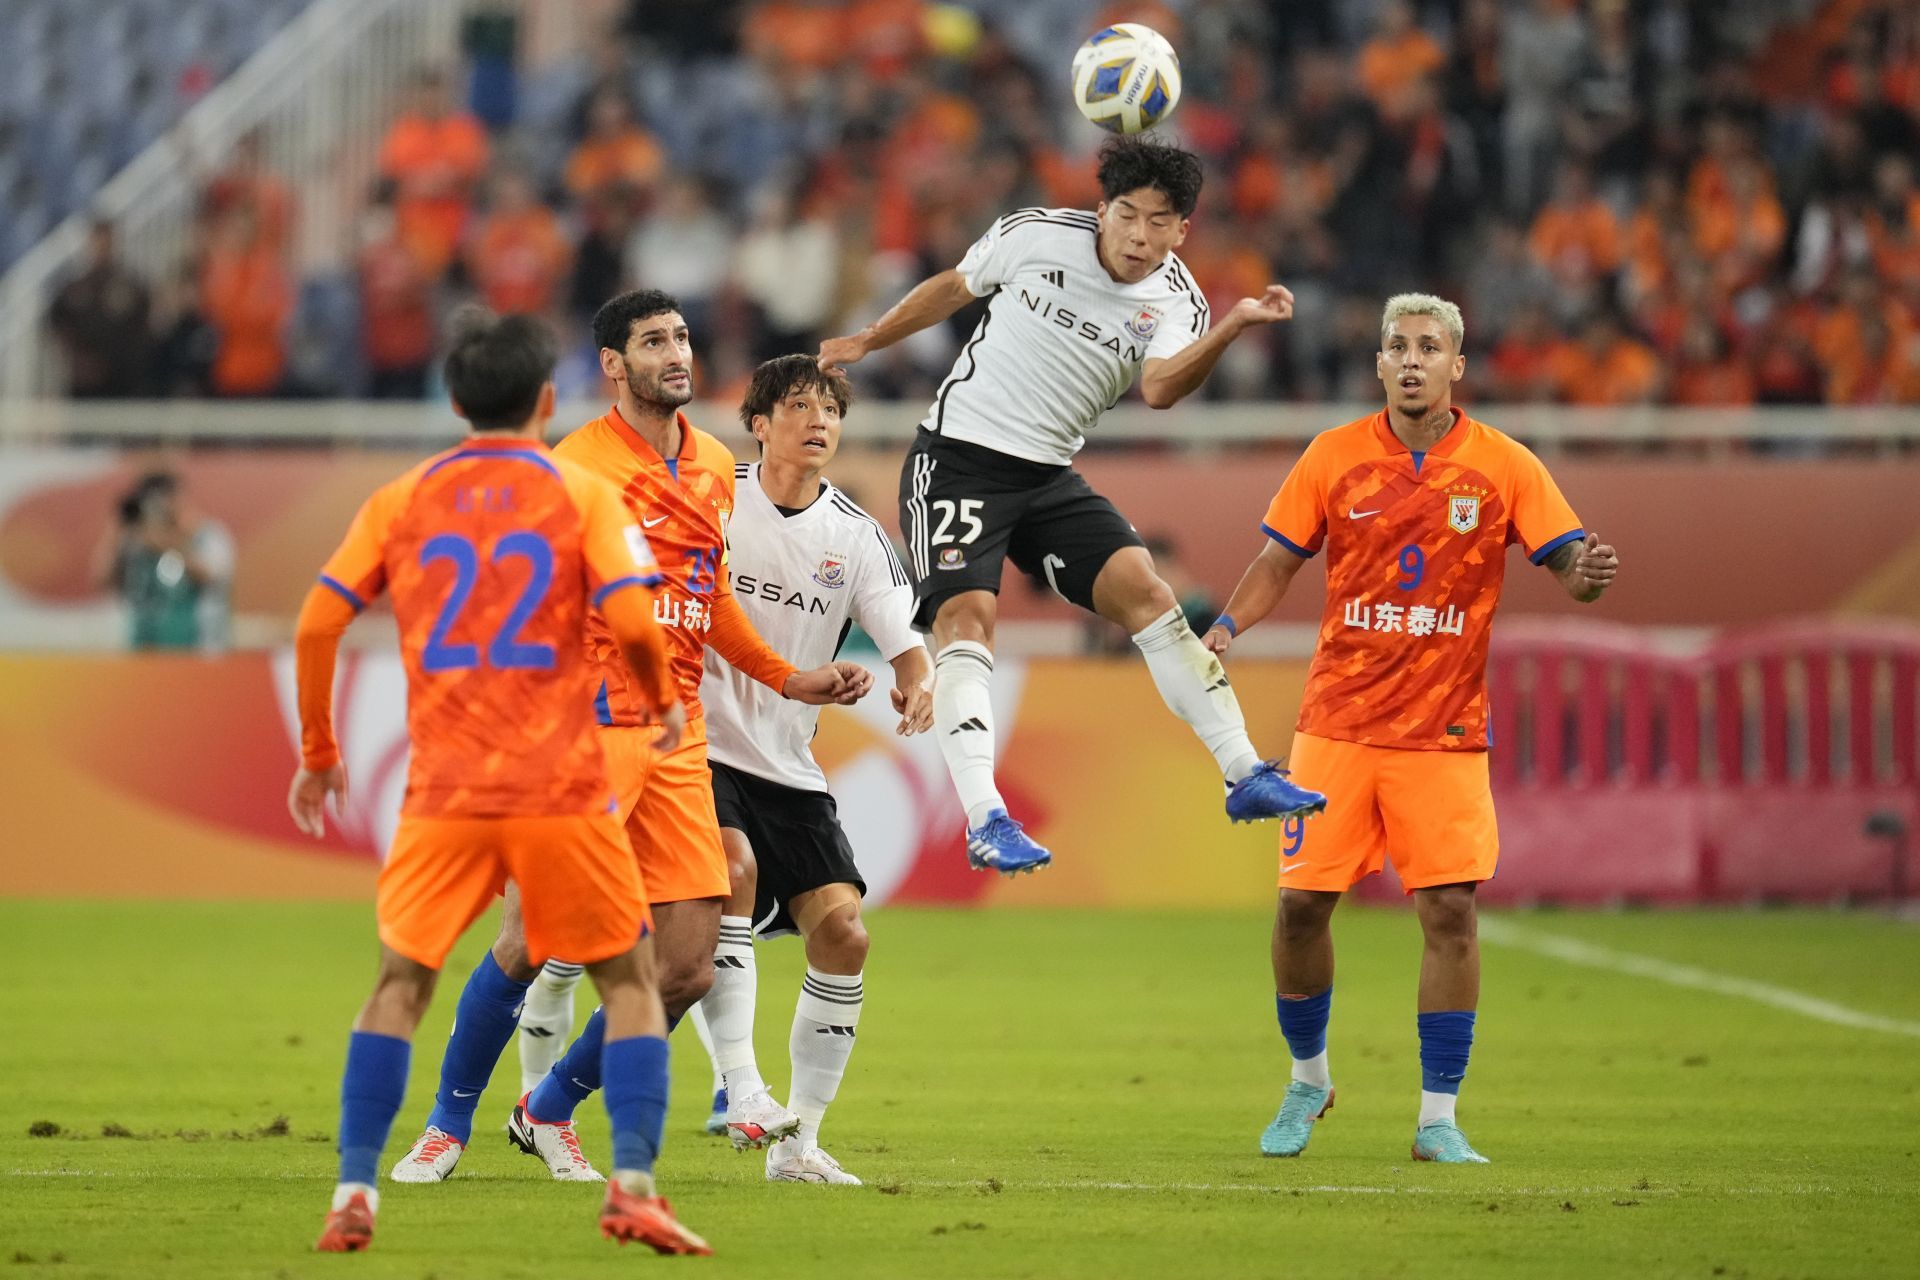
left=593, top=574, right=662, bottom=608
left=1260, top=523, right=1316, bottom=559
left=317, top=574, right=366, bottom=612
left=1529, top=528, right=1586, bottom=565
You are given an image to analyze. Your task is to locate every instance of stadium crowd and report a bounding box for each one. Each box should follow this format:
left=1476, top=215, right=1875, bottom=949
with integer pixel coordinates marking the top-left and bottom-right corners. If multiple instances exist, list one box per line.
left=43, top=0, right=1920, bottom=408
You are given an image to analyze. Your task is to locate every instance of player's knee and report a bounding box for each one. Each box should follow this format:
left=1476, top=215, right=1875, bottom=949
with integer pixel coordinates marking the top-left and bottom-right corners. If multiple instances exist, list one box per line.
left=811, top=910, right=869, bottom=972
left=933, top=593, right=996, bottom=648
left=661, top=953, right=714, bottom=1016
left=1418, top=892, right=1477, bottom=949
left=727, top=845, right=758, bottom=900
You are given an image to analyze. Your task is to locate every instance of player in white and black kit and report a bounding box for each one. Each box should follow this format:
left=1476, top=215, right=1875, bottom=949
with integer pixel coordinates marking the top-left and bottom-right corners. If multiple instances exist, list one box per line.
left=818, top=136, right=1325, bottom=875
left=689, top=355, right=934, bottom=1184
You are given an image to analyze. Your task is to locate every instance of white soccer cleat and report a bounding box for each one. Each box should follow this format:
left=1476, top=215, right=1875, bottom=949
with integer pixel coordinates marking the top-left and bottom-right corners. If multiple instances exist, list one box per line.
left=765, top=1138, right=861, bottom=1184
left=723, top=1088, right=801, bottom=1151
left=388, top=1126, right=464, bottom=1183
left=506, top=1094, right=605, bottom=1182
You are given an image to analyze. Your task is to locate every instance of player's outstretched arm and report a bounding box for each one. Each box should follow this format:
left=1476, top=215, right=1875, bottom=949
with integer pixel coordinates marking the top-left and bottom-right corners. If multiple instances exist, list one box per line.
left=288, top=583, right=355, bottom=837
left=818, top=269, right=977, bottom=372
left=887, top=645, right=935, bottom=735
left=1202, top=539, right=1310, bottom=655
left=1546, top=532, right=1619, bottom=604
left=1140, top=284, right=1294, bottom=409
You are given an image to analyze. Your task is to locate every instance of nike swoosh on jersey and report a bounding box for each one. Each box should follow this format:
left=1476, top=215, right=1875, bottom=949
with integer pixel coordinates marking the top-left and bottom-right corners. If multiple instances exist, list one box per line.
left=642, top=514, right=669, bottom=527
left=1281, top=861, right=1308, bottom=873
left=1348, top=508, right=1382, bottom=519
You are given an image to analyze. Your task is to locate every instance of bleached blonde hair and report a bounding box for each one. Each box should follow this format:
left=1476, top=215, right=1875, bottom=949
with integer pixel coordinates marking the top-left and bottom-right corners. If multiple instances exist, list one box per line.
left=1380, top=293, right=1465, bottom=352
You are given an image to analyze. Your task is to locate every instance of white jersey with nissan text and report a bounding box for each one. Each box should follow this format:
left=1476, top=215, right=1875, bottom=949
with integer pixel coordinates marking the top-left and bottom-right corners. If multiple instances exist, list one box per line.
left=702, top=463, right=924, bottom=793
left=923, top=207, right=1210, bottom=466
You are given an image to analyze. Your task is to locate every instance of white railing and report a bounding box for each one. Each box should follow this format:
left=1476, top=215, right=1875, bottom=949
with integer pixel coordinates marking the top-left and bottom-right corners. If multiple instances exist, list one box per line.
left=0, top=0, right=462, bottom=399
left=0, top=400, right=1916, bottom=451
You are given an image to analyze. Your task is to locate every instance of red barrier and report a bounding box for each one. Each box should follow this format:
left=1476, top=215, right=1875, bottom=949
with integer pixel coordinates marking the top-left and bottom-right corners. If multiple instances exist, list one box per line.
left=1479, top=621, right=1704, bottom=905
left=1698, top=621, right=1920, bottom=902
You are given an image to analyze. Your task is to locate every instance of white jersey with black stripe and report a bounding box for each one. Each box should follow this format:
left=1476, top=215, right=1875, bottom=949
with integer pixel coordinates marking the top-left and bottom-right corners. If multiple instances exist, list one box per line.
left=702, top=463, right=924, bottom=793
left=924, top=207, right=1209, bottom=466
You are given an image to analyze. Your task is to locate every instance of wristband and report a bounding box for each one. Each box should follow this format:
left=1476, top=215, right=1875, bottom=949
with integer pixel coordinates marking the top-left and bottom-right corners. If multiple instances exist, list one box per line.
left=1214, top=613, right=1238, bottom=638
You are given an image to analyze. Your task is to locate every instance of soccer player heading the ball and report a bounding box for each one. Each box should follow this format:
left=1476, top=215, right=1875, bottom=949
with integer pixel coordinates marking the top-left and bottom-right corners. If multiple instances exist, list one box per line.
left=1204, top=294, right=1620, bottom=1164
left=817, top=135, right=1326, bottom=877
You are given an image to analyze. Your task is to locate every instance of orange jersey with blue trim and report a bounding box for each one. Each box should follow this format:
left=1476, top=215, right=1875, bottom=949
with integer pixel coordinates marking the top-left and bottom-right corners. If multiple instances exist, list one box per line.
left=313, top=436, right=664, bottom=815
left=1262, top=408, right=1582, bottom=750
left=556, top=406, right=796, bottom=725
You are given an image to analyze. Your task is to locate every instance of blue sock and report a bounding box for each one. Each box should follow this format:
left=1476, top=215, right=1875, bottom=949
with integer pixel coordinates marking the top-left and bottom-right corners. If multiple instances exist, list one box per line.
left=422, top=953, right=531, bottom=1143
left=1417, top=1010, right=1476, bottom=1094
left=602, top=1034, right=670, bottom=1174
left=1275, top=988, right=1332, bottom=1060
left=528, top=1004, right=605, bottom=1122
left=338, top=1031, right=410, bottom=1185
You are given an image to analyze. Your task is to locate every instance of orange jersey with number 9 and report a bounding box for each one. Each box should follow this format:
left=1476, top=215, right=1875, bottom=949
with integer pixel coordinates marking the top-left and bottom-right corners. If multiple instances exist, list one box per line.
left=1262, top=409, right=1582, bottom=750
left=314, top=437, right=663, bottom=816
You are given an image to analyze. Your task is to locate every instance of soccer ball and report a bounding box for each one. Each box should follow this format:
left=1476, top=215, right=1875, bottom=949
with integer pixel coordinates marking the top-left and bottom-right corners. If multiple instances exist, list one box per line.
left=1070, top=23, right=1182, bottom=134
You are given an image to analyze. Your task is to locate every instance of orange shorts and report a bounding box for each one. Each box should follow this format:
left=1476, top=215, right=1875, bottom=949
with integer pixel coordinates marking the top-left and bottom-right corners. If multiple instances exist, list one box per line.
left=601, top=717, right=730, bottom=905
left=379, top=810, right=650, bottom=970
left=1278, top=732, right=1499, bottom=893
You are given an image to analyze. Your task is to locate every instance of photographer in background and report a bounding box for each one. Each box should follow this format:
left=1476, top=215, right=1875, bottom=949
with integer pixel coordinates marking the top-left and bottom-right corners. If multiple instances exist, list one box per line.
left=92, top=471, right=234, bottom=652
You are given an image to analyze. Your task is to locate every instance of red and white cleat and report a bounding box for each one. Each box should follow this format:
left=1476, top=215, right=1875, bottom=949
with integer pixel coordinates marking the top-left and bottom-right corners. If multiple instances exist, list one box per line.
left=388, top=1126, right=464, bottom=1183
left=722, top=1087, right=800, bottom=1151
left=598, top=1183, right=713, bottom=1255
left=314, top=1190, right=375, bottom=1252
left=507, top=1093, right=604, bottom=1181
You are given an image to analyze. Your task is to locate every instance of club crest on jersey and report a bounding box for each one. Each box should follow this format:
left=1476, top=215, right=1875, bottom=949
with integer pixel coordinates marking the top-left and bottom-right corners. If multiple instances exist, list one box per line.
left=813, top=552, right=849, bottom=589
left=1447, top=494, right=1481, bottom=534
left=938, top=547, right=967, bottom=570
left=1124, top=306, right=1162, bottom=340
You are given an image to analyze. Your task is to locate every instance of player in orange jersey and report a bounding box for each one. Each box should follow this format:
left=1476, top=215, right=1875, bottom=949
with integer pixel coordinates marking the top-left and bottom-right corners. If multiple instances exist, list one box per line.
left=294, top=311, right=709, bottom=1255
left=388, top=290, right=872, bottom=1183
left=1203, top=293, right=1619, bottom=1166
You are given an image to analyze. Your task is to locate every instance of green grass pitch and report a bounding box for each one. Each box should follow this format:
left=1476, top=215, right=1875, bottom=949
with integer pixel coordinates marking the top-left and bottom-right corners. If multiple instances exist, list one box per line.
left=4, top=901, right=1917, bottom=1278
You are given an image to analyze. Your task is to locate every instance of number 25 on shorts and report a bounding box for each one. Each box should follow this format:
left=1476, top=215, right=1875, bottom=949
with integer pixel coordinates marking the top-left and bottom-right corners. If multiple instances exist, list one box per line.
left=931, top=499, right=984, bottom=546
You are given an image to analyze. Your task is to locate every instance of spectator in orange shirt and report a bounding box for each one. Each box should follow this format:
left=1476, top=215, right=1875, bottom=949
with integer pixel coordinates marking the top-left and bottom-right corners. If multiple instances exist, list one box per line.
left=1528, top=162, right=1622, bottom=283
left=742, top=0, right=845, bottom=77
left=1691, top=154, right=1787, bottom=292
left=202, top=129, right=294, bottom=257
left=1546, top=310, right=1662, bottom=405
left=355, top=185, right=435, bottom=399
left=1865, top=153, right=1920, bottom=288
left=377, top=68, right=491, bottom=280
left=1357, top=0, right=1446, bottom=118
left=1484, top=302, right=1562, bottom=402
left=201, top=206, right=294, bottom=398
left=564, top=89, right=665, bottom=205
left=465, top=170, right=573, bottom=319
left=1815, top=273, right=1913, bottom=404
left=1668, top=313, right=1756, bottom=405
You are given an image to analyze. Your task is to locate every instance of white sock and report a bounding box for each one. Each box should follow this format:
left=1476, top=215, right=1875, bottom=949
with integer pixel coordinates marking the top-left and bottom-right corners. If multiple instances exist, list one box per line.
left=686, top=1001, right=726, bottom=1095
left=933, top=640, right=1006, bottom=829
left=1131, top=607, right=1261, bottom=782
left=789, top=967, right=863, bottom=1149
left=1291, top=1049, right=1331, bottom=1090
left=331, top=1182, right=378, bottom=1212
left=517, top=960, right=583, bottom=1094
left=1419, top=1090, right=1458, bottom=1128
left=708, top=916, right=764, bottom=1099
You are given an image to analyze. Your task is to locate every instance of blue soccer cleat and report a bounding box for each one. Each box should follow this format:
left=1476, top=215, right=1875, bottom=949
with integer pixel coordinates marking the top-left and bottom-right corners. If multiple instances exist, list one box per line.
left=1226, top=761, right=1327, bottom=824
left=1411, top=1118, right=1490, bottom=1164
left=702, top=1087, right=728, bottom=1136
left=1259, top=1081, right=1334, bottom=1157
left=966, top=808, right=1053, bottom=876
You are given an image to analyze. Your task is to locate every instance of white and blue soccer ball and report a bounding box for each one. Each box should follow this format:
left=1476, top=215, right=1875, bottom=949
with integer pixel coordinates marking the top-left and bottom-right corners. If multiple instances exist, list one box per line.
left=1070, top=23, right=1182, bottom=135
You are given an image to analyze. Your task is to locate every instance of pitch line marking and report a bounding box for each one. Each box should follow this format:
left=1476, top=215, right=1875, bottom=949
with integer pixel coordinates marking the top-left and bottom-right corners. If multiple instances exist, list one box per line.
left=1478, top=918, right=1920, bottom=1039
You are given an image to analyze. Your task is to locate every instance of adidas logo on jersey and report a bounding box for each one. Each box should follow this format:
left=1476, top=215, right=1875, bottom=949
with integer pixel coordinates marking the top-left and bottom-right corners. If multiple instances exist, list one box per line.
left=1041, top=269, right=1065, bottom=288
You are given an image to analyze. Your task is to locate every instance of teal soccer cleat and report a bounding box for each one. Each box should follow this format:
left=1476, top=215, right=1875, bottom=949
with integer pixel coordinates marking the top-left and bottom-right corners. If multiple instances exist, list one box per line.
left=1258, top=1081, right=1334, bottom=1157
left=702, top=1087, right=728, bottom=1136
left=1411, top=1119, right=1490, bottom=1164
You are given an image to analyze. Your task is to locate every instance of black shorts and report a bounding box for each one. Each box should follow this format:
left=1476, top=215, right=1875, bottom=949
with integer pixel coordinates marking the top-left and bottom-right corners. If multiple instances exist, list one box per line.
left=898, top=430, right=1144, bottom=629
left=709, top=760, right=865, bottom=939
